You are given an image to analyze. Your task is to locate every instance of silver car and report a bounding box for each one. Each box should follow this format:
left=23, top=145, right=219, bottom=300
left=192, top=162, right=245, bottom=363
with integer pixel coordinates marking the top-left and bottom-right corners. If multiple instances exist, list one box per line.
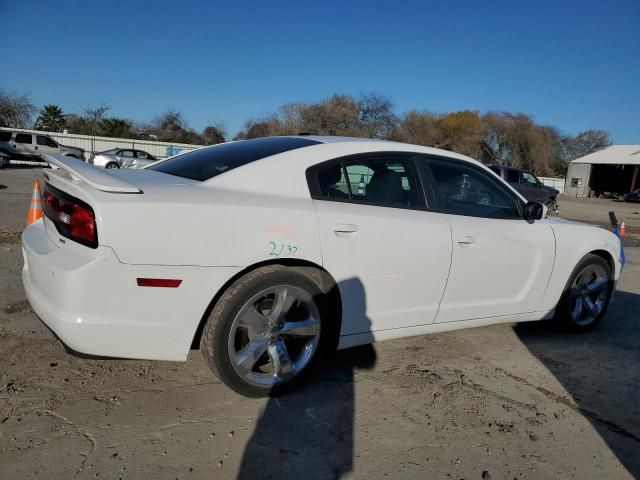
left=0, top=130, right=85, bottom=162
left=91, top=148, right=158, bottom=169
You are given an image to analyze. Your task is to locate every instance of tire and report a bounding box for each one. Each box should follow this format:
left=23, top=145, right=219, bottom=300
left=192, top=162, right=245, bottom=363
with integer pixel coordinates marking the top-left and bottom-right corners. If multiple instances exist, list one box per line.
left=555, top=254, right=614, bottom=332
left=105, top=162, right=120, bottom=169
left=200, top=265, right=332, bottom=397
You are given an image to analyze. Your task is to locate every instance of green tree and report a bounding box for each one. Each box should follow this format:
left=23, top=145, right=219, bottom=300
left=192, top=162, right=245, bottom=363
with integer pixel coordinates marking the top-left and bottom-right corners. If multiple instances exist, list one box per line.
left=34, top=104, right=66, bottom=131
left=101, top=118, right=134, bottom=138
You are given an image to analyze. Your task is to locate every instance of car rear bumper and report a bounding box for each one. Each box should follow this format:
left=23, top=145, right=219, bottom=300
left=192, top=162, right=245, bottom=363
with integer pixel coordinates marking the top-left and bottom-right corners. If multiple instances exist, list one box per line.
left=22, top=219, right=240, bottom=361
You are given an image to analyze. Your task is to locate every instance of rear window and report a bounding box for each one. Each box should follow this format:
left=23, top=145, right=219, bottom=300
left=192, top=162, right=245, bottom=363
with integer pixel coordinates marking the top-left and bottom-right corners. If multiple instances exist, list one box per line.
left=148, top=137, right=321, bottom=181
left=0, top=131, right=12, bottom=142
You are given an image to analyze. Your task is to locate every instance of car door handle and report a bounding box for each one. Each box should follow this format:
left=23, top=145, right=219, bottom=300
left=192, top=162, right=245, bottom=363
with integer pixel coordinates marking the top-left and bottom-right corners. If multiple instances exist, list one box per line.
left=457, top=235, right=476, bottom=246
left=332, top=224, right=359, bottom=237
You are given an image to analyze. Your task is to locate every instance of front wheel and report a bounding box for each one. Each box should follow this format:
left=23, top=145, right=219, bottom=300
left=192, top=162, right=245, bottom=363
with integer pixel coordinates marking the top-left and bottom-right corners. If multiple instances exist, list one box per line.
left=105, top=162, right=120, bottom=169
left=555, top=254, right=613, bottom=331
left=200, top=266, right=327, bottom=397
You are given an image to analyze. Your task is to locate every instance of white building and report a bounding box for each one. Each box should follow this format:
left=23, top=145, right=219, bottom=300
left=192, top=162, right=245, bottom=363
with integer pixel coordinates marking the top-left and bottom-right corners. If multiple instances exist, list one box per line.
left=564, top=145, right=640, bottom=197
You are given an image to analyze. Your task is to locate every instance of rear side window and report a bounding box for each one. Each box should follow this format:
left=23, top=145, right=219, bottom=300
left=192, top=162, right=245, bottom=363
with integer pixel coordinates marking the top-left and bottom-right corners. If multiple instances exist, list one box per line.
left=120, top=150, right=134, bottom=157
left=488, top=166, right=501, bottom=175
left=310, top=155, right=424, bottom=209
left=0, top=131, right=12, bottom=142
left=148, top=137, right=320, bottom=181
left=15, top=133, right=32, bottom=144
left=506, top=169, right=519, bottom=183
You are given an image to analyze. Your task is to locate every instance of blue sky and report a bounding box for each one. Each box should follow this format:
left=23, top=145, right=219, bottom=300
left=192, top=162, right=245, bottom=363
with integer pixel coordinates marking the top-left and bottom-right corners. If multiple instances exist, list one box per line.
left=1, top=0, right=638, bottom=142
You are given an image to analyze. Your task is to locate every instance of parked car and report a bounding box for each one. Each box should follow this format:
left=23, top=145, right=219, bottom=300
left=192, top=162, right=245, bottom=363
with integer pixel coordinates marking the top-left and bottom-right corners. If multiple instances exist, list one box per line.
left=489, top=165, right=559, bottom=214
left=0, top=150, right=8, bottom=169
left=0, top=130, right=85, bottom=163
left=23, top=137, right=622, bottom=397
left=624, top=188, right=640, bottom=203
left=91, top=148, right=157, bottom=169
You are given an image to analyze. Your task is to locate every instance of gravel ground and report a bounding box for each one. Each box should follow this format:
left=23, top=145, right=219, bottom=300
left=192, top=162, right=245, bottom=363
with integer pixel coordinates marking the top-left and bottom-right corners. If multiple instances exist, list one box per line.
left=1, top=167, right=639, bottom=479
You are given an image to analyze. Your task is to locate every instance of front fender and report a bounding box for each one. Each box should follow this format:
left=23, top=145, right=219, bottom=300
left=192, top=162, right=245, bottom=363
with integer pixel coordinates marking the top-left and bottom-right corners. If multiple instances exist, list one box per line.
left=539, top=218, right=621, bottom=312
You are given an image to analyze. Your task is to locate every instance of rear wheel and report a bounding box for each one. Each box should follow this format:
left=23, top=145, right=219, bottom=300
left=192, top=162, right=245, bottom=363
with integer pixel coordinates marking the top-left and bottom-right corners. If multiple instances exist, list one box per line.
left=105, top=162, right=120, bottom=169
left=200, top=266, right=328, bottom=397
left=556, top=254, right=613, bottom=331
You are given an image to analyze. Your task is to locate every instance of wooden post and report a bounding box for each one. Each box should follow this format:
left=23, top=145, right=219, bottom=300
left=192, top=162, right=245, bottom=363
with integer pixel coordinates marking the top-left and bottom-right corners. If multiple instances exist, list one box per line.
left=631, top=165, right=639, bottom=192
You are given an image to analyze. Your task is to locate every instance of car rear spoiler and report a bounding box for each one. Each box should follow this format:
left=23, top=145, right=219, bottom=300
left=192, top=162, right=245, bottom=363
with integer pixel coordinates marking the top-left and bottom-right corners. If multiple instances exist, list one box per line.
left=42, top=154, right=142, bottom=194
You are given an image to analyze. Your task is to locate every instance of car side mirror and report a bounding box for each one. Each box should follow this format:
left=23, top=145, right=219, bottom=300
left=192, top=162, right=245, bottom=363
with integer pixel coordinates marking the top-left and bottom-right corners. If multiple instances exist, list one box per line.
left=524, top=201, right=547, bottom=220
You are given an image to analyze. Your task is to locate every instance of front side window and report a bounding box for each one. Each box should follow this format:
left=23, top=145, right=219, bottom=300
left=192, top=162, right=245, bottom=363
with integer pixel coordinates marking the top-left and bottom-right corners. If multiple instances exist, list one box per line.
left=15, top=133, right=32, bottom=144
left=428, top=159, right=522, bottom=219
left=521, top=171, right=539, bottom=187
left=311, top=156, right=423, bottom=209
left=0, top=131, right=12, bottom=142
left=36, top=135, right=58, bottom=147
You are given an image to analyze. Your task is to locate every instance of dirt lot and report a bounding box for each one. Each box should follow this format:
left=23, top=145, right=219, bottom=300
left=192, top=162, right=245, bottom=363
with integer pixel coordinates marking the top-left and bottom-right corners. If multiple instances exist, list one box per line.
left=1, top=167, right=639, bottom=479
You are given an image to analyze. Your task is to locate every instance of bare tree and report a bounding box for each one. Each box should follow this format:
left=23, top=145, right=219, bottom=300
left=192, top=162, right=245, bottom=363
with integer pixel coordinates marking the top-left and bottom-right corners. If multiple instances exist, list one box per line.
left=0, top=90, right=36, bottom=128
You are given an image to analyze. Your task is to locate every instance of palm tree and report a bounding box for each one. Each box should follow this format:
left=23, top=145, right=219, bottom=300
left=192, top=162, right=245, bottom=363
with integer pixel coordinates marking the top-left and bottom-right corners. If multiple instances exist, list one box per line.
left=34, top=104, right=66, bottom=132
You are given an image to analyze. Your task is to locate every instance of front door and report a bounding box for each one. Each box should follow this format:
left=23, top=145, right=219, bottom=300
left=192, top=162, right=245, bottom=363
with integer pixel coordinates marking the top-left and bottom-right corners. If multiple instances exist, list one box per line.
left=310, top=154, right=453, bottom=335
left=423, top=157, right=555, bottom=323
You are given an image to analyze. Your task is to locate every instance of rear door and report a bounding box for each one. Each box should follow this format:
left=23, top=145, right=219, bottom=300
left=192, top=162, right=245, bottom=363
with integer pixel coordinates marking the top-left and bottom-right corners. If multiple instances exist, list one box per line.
left=423, top=157, right=555, bottom=323
left=13, top=133, right=36, bottom=159
left=309, top=154, right=452, bottom=336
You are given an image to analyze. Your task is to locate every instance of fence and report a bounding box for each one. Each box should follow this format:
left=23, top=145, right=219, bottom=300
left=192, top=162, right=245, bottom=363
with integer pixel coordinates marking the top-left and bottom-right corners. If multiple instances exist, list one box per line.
left=0, top=127, right=203, bottom=160
left=538, top=176, right=566, bottom=195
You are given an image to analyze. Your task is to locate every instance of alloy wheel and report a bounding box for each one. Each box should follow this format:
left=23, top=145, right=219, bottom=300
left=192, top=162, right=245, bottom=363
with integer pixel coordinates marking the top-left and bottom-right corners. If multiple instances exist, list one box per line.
left=227, top=285, right=321, bottom=387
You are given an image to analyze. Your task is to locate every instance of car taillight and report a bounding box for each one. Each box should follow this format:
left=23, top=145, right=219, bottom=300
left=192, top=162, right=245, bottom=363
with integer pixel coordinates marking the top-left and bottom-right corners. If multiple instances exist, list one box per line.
left=43, top=184, right=98, bottom=248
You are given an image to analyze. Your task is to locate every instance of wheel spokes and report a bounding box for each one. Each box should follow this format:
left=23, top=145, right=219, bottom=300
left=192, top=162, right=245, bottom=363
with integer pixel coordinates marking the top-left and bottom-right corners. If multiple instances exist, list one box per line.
left=571, top=296, right=583, bottom=320
left=281, top=317, right=320, bottom=337
left=582, top=296, right=598, bottom=316
left=585, top=277, right=607, bottom=294
left=234, top=337, right=269, bottom=375
left=268, top=339, right=294, bottom=378
left=269, top=287, right=297, bottom=322
left=236, top=307, right=266, bottom=333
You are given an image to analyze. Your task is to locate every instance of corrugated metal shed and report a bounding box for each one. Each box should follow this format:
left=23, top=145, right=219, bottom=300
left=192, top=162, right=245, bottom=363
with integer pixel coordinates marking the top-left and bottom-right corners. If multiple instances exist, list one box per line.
left=564, top=163, right=592, bottom=197
left=571, top=145, right=640, bottom=165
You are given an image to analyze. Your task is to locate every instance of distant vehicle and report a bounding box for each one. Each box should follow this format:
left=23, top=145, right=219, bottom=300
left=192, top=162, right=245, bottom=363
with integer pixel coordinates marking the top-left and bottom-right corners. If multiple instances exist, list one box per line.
left=22, top=137, right=622, bottom=397
left=624, top=188, right=640, bottom=203
left=0, top=130, right=85, bottom=163
left=489, top=165, right=559, bottom=214
left=0, top=151, right=8, bottom=169
left=91, top=148, right=157, bottom=169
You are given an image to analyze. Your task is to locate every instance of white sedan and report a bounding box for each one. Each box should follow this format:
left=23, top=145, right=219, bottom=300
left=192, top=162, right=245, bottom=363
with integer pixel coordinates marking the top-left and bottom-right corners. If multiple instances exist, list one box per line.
left=22, top=137, right=622, bottom=397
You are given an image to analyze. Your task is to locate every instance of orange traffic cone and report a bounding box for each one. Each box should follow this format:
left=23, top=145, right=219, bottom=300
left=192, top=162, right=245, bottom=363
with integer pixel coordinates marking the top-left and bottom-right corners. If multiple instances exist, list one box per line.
left=619, top=219, right=626, bottom=237
left=25, top=180, right=43, bottom=226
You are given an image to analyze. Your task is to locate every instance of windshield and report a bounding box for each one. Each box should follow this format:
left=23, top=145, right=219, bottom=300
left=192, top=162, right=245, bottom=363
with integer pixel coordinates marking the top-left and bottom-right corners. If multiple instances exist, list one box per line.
left=148, top=137, right=320, bottom=181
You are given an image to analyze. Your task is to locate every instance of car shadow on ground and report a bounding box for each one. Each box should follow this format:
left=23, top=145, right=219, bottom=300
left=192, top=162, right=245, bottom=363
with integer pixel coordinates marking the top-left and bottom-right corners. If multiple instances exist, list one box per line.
left=236, top=277, right=376, bottom=480
left=515, top=290, right=640, bottom=477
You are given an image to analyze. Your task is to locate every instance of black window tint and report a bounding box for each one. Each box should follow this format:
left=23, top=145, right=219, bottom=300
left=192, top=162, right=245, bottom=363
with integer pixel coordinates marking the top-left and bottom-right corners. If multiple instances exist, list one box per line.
left=0, top=131, right=12, bottom=142
left=317, top=164, right=349, bottom=199
left=15, top=133, right=32, bottom=144
left=36, top=135, right=58, bottom=147
left=313, top=156, right=423, bottom=208
left=488, top=166, right=501, bottom=175
left=429, top=159, right=521, bottom=219
left=149, top=137, right=320, bottom=181
left=506, top=169, right=519, bottom=183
